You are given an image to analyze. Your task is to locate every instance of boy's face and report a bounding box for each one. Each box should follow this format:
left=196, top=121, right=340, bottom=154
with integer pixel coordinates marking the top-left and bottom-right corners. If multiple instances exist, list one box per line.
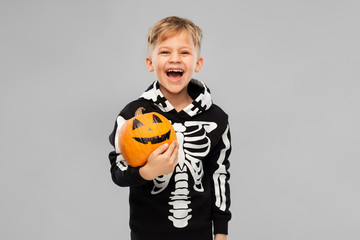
left=146, top=31, right=203, bottom=98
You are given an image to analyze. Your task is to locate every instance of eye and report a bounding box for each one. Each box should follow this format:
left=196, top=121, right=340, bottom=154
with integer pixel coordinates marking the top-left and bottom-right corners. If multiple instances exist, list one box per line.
left=181, top=51, right=190, bottom=55
left=153, top=114, right=162, bottom=123
left=133, top=118, right=144, bottom=130
left=160, top=51, right=170, bottom=54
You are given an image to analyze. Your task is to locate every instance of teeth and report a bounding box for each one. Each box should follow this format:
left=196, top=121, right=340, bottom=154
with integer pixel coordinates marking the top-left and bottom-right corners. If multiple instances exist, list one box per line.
left=167, top=69, right=183, bottom=73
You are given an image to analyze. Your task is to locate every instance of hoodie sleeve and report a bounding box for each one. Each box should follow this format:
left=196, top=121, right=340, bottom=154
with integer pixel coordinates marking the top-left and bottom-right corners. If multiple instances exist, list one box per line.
left=108, top=113, right=149, bottom=187
left=208, top=123, right=232, bottom=235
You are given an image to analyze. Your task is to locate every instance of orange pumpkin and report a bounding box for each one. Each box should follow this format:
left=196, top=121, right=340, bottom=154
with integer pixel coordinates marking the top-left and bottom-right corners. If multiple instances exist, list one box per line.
left=118, top=107, right=177, bottom=167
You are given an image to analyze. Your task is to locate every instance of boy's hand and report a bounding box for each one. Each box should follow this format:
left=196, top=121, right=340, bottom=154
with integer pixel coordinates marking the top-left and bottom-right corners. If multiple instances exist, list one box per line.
left=139, top=141, right=178, bottom=180
left=214, top=234, right=227, bottom=240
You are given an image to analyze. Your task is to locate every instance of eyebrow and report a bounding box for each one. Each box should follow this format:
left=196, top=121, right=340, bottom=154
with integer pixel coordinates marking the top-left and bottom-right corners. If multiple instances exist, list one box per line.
left=157, top=45, right=193, bottom=50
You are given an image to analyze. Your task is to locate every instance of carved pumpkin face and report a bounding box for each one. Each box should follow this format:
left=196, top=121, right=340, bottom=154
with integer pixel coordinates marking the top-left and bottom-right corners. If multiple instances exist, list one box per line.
left=118, top=107, right=177, bottom=167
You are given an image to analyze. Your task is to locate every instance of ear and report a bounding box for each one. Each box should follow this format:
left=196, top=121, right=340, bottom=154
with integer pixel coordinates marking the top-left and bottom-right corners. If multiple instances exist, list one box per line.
left=194, top=57, right=204, bottom=73
left=146, top=57, right=154, bottom=72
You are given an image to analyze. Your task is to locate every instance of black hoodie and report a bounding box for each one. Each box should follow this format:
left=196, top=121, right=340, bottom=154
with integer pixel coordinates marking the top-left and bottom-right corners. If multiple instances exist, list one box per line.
left=109, top=79, right=232, bottom=238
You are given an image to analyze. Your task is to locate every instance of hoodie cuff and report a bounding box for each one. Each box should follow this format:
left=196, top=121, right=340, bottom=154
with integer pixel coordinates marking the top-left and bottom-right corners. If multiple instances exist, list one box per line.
left=129, top=167, right=149, bottom=185
left=213, top=219, right=229, bottom=235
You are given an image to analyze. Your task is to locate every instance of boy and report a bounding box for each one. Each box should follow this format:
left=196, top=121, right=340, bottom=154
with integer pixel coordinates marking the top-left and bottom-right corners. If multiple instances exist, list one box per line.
left=109, top=16, right=231, bottom=240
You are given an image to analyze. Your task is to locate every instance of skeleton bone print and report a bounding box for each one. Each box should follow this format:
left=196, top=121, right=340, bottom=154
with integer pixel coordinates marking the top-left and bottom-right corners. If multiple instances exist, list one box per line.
left=151, top=121, right=218, bottom=228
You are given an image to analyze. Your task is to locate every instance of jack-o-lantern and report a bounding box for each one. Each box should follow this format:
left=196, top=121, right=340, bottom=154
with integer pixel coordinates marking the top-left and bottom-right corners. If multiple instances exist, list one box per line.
left=118, top=107, right=177, bottom=167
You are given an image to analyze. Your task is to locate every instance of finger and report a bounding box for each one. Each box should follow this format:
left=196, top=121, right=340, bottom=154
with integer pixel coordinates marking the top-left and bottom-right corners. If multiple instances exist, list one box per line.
left=168, top=143, right=179, bottom=163
left=163, top=141, right=177, bottom=157
left=171, top=141, right=179, bottom=155
left=151, top=143, right=169, bottom=156
left=171, top=141, right=179, bottom=159
left=171, top=145, right=179, bottom=164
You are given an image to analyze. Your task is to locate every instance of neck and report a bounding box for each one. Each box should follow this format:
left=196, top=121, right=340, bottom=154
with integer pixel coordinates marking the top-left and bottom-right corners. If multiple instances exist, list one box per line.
left=159, top=85, right=193, bottom=112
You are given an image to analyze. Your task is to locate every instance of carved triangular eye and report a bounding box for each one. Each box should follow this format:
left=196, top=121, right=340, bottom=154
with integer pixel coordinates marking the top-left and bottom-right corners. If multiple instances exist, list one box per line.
left=153, top=114, right=162, bottom=123
left=133, top=118, right=144, bottom=130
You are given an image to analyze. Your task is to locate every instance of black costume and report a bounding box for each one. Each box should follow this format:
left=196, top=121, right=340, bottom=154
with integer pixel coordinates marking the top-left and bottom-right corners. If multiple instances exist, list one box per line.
left=109, top=79, right=232, bottom=240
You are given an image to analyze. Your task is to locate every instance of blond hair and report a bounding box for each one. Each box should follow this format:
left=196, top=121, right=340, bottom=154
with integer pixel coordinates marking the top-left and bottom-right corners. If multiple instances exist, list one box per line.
left=147, top=16, right=203, bottom=56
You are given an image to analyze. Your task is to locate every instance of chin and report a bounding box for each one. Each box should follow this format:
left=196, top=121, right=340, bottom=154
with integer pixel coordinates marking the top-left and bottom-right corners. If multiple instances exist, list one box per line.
left=159, top=82, right=185, bottom=95
left=166, top=86, right=184, bottom=94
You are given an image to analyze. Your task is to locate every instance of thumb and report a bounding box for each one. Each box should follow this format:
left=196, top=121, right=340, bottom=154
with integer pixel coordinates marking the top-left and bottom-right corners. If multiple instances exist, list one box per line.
left=152, top=143, right=169, bottom=155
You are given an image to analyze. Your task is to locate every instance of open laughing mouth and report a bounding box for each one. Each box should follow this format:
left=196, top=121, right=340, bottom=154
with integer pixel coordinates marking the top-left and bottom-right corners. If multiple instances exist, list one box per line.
left=166, top=69, right=184, bottom=81
left=133, top=130, right=171, bottom=144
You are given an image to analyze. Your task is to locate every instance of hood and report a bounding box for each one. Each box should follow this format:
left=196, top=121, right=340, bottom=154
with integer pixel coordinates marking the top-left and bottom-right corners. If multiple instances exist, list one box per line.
left=140, top=79, right=213, bottom=117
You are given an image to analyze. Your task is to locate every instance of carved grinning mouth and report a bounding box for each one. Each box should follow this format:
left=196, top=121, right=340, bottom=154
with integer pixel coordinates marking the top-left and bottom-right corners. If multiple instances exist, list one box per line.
left=133, top=130, right=171, bottom=144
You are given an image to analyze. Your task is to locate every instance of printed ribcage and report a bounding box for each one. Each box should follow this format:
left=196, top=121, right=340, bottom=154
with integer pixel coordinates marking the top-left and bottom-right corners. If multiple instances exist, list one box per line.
left=166, top=121, right=217, bottom=228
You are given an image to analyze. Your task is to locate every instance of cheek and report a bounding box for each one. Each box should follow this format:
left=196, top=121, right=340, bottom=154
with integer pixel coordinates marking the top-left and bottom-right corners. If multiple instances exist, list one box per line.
left=153, top=63, right=165, bottom=74
left=153, top=58, right=164, bottom=67
left=186, top=59, right=197, bottom=70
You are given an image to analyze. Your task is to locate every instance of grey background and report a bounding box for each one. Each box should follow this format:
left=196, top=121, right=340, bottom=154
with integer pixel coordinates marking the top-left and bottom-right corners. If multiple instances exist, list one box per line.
left=1, top=0, right=359, bottom=239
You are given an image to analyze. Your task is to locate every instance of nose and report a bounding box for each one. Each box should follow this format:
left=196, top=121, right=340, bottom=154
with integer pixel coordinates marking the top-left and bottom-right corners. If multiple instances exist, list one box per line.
left=169, top=52, right=181, bottom=63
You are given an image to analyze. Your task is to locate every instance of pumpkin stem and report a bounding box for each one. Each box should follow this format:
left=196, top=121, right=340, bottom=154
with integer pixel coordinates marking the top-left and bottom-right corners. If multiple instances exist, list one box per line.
left=135, top=107, right=145, bottom=117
